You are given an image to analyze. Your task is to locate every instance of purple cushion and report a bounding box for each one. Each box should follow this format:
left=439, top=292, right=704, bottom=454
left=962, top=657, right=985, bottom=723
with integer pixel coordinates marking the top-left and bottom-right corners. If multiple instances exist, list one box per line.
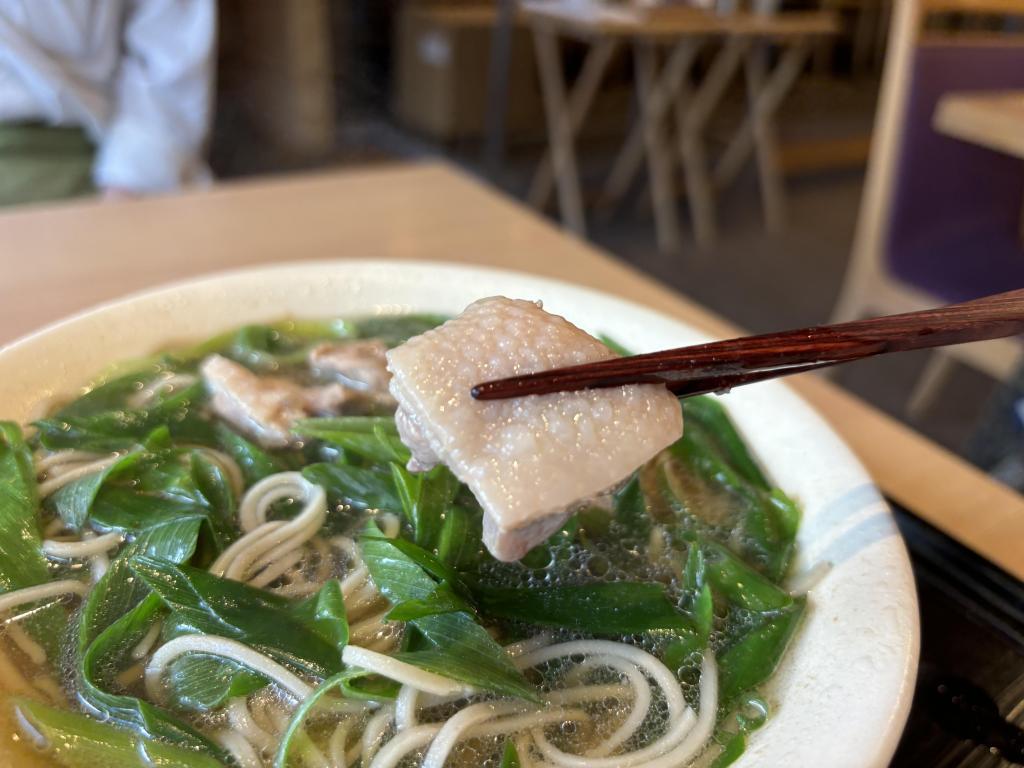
left=885, top=42, right=1024, bottom=303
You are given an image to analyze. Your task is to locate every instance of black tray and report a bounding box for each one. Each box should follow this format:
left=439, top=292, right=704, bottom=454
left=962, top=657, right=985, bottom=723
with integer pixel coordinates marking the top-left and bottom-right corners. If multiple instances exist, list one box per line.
left=889, top=502, right=1024, bottom=767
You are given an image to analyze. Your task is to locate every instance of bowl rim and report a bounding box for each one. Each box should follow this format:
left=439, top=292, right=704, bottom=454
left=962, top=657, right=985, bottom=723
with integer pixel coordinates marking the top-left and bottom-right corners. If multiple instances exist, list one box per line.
left=0, top=258, right=920, bottom=766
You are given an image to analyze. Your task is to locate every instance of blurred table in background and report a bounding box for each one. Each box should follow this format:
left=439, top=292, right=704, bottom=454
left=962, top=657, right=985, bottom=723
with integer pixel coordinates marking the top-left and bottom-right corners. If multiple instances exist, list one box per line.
left=0, top=162, right=1020, bottom=582
left=934, top=90, right=1024, bottom=160
left=521, top=2, right=837, bottom=251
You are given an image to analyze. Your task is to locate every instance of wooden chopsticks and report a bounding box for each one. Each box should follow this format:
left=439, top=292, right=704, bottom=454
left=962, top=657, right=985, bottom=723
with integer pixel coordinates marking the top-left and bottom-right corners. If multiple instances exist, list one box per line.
left=471, top=288, right=1024, bottom=401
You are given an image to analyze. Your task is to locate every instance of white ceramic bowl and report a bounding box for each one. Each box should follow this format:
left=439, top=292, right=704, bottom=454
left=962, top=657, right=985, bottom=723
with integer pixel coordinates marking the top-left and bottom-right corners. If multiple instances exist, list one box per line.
left=0, top=260, right=918, bottom=767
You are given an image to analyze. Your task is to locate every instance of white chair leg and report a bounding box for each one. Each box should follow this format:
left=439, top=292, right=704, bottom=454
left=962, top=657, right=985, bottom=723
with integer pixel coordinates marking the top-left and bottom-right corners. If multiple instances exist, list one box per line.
left=678, top=37, right=747, bottom=250
left=532, top=25, right=587, bottom=236
left=528, top=39, right=617, bottom=211
left=830, top=270, right=872, bottom=324
left=601, top=39, right=700, bottom=211
left=907, top=353, right=957, bottom=419
left=635, top=41, right=683, bottom=253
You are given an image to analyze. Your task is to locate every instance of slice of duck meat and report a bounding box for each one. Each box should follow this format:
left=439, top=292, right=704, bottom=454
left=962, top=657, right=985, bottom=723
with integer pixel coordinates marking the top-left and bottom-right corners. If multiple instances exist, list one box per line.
left=385, top=297, right=683, bottom=562
left=200, top=355, right=355, bottom=448
left=308, top=340, right=392, bottom=394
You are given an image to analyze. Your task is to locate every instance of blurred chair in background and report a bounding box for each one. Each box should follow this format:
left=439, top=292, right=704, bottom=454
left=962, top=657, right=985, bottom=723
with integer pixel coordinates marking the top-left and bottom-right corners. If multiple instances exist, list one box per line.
left=522, top=0, right=836, bottom=251
left=831, top=0, right=1024, bottom=417
left=0, top=0, right=215, bottom=207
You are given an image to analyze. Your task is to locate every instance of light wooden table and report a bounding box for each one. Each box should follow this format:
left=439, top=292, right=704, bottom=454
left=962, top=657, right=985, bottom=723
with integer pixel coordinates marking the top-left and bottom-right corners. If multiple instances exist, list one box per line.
left=0, top=162, right=1021, bottom=580
left=522, top=3, right=837, bottom=251
left=934, top=90, right=1024, bottom=160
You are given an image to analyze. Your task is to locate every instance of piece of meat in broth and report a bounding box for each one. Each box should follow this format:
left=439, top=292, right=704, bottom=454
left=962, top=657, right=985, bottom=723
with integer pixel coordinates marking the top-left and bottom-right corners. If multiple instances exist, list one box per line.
left=308, top=340, right=396, bottom=408
left=386, top=297, right=683, bottom=561
left=308, top=340, right=392, bottom=393
left=200, top=355, right=354, bottom=448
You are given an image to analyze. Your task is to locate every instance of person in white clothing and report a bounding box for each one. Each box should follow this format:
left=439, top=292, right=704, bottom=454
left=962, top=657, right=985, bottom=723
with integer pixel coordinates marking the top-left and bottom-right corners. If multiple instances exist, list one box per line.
left=0, top=0, right=215, bottom=206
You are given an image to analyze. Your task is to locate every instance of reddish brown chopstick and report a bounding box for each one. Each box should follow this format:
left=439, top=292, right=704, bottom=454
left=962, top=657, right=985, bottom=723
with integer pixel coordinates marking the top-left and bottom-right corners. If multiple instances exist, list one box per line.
left=471, top=288, right=1024, bottom=400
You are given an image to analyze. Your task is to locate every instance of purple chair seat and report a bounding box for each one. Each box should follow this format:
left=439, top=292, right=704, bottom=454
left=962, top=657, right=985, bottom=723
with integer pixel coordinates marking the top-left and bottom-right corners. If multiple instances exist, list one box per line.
left=885, top=42, right=1024, bottom=302
left=890, top=222, right=1024, bottom=303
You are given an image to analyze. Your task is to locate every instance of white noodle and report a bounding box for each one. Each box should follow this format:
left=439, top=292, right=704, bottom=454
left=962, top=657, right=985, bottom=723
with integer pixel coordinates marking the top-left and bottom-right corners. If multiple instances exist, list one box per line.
left=248, top=548, right=304, bottom=588
left=0, top=580, right=88, bottom=614
left=211, top=521, right=286, bottom=576
left=544, top=682, right=632, bottom=706
left=215, top=730, right=262, bottom=768
left=270, top=578, right=328, bottom=599
left=328, top=722, right=351, bottom=768
left=339, top=727, right=363, bottom=768
left=395, top=685, right=419, bottom=731
left=210, top=472, right=327, bottom=586
left=267, top=703, right=293, bottom=735
left=145, top=635, right=313, bottom=703
left=37, top=455, right=120, bottom=498
left=536, top=654, right=716, bottom=768
left=42, top=531, right=123, bottom=558
left=572, top=655, right=652, bottom=757
left=88, top=547, right=110, bottom=582
left=362, top=707, right=394, bottom=765
left=228, top=696, right=276, bottom=755
left=33, top=674, right=65, bottom=702
left=131, top=621, right=164, bottom=660
left=0, top=649, right=34, bottom=696
left=645, top=652, right=719, bottom=768
left=298, top=736, right=330, bottom=768
left=331, top=536, right=384, bottom=616
left=343, top=579, right=381, bottom=619
left=503, top=633, right=552, bottom=658
left=247, top=525, right=324, bottom=581
left=238, top=472, right=310, bottom=532
left=515, top=733, right=535, bottom=768
left=518, top=640, right=694, bottom=768
left=5, top=621, right=46, bottom=665
left=531, top=655, right=718, bottom=768
left=342, top=646, right=470, bottom=697
left=422, top=701, right=528, bottom=768
left=368, top=723, right=440, bottom=768
left=468, top=707, right=588, bottom=739
left=36, top=449, right=103, bottom=473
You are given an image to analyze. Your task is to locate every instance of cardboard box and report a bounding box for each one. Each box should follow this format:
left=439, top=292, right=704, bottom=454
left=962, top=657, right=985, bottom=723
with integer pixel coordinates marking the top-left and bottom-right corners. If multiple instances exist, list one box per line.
left=393, top=4, right=544, bottom=141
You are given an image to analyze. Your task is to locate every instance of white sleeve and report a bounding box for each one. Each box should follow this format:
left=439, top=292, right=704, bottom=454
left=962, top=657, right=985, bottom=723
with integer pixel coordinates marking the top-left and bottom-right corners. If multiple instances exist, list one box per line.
left=93, top=0, right=216, bottom=193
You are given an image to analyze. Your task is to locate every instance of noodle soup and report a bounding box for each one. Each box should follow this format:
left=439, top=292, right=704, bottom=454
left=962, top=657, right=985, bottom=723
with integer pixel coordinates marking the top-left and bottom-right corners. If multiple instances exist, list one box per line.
left=0, top=312, right=805, bottom=768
